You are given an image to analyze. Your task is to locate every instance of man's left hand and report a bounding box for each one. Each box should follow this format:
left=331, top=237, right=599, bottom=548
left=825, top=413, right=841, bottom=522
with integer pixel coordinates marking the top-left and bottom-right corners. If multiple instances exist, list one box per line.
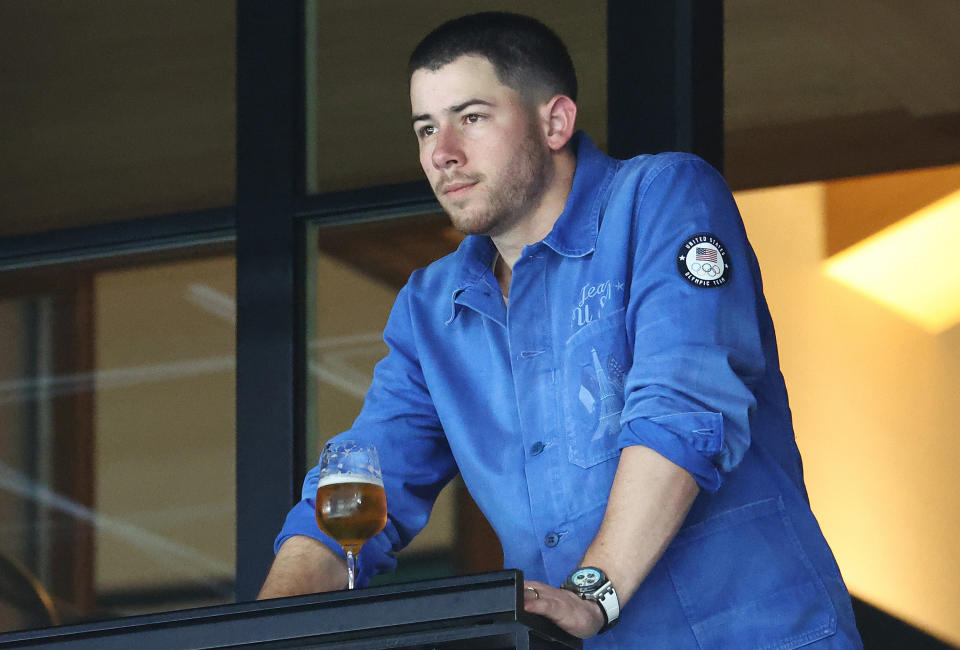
left=523, top=579, right=605, bottom=639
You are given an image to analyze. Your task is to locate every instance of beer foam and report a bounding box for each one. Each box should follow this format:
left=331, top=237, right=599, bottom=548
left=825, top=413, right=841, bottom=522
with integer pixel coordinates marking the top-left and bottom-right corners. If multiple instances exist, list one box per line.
left=316, top=473, right=384, bottom=488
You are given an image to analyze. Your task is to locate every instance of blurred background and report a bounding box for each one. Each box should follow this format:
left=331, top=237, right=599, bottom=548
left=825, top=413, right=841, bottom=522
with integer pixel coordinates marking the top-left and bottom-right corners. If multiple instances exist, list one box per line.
left=0, top=1, right=957, bottom=647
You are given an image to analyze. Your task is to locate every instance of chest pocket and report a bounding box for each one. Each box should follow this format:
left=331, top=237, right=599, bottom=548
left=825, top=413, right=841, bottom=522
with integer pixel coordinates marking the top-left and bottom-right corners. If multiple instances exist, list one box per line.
left=562, top=308, right=630, bottom=468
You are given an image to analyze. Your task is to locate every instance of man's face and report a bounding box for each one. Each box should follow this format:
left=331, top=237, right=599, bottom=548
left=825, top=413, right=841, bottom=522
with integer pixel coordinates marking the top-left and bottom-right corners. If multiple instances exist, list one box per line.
left=410, top=55, right=552, bottom=237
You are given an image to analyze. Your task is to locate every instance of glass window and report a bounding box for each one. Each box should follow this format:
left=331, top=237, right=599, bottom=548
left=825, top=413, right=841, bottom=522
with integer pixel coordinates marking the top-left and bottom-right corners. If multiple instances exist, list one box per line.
left=305, top=1, right=607, bottom=193
left=724, top=0, right=960, bottom=188
left=0, top=1, right=235, bottom=236
left=0, top=250, right=236, bottom=632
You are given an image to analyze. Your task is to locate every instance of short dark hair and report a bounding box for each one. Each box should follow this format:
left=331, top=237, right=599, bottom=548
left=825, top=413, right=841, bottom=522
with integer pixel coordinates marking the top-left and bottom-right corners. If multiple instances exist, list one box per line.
left=408, top=12, right=577, bottom=103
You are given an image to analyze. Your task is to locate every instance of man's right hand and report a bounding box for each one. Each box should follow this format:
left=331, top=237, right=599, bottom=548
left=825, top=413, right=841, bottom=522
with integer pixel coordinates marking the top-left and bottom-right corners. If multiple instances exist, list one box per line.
left=257, top=535, right=348, bottom=599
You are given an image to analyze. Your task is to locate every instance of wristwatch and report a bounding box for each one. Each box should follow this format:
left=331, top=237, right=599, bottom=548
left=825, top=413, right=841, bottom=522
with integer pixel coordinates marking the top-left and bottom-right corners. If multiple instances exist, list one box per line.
left=561, top=566, right=620, bottom=633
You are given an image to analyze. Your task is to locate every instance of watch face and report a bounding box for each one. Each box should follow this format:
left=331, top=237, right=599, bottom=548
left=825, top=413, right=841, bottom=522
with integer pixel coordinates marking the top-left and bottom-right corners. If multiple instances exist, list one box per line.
left=570, top=567, right=603, bottom=589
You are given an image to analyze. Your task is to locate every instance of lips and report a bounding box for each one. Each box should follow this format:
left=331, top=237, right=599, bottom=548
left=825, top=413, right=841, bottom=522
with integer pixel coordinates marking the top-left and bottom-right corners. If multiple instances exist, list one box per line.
left=439, top=177, right=479, bottom=196
left=443, top=182, right=476, bottom=195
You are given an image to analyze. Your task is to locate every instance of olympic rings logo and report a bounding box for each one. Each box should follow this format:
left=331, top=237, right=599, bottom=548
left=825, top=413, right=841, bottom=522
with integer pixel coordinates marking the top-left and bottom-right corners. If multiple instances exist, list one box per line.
left=689, top=262, right=720, bottom=277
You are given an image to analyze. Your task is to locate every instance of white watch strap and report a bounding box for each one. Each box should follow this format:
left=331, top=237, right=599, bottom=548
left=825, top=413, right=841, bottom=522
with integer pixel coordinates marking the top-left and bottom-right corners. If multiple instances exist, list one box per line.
left=595, top=581, right=620, bottom=628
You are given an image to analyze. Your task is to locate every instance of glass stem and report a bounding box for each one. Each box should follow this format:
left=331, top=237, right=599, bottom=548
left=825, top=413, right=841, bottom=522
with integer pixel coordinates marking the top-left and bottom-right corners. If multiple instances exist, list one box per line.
left=346, top=549, right=356, bottom=590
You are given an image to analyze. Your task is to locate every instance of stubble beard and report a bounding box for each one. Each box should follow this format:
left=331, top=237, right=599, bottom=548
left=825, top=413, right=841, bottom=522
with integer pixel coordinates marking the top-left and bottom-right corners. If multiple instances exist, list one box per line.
left=441, top=125, right=554, bottom=238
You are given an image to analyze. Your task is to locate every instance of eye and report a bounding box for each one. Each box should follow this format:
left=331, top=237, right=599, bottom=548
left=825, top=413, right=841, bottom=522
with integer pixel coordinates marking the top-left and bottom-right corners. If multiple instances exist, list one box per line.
left=463, top=113, right=484, bottom=125
left=416, top=124, right=437, bottom=138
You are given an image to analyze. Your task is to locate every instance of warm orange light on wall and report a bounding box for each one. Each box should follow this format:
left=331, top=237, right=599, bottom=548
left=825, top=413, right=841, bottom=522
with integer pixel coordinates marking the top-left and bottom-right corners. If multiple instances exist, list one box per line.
left=823, top=188, right=960, bottom=333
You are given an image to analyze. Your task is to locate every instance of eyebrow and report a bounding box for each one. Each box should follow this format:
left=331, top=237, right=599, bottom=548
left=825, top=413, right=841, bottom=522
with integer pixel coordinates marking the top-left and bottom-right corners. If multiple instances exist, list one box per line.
left=411, top=98, right=494, bottom=126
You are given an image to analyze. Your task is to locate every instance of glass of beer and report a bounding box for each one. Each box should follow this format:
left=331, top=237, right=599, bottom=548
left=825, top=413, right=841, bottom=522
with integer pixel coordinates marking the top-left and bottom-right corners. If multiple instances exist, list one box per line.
left=315, top=440, right=387, bottom=590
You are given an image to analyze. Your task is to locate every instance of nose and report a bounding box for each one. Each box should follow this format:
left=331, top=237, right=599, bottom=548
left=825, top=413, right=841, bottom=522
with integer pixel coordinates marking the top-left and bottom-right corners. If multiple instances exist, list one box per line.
left=430, top=126, right=464, bottom=171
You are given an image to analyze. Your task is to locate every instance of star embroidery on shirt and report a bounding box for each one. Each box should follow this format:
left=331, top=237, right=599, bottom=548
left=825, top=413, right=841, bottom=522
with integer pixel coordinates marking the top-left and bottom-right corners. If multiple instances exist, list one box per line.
left=615, top=281, right=624, bottom=291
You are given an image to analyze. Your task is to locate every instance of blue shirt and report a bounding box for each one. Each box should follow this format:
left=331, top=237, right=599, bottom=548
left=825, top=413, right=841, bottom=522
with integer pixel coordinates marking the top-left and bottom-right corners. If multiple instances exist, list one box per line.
left=277, top=133, right=862, bottom=649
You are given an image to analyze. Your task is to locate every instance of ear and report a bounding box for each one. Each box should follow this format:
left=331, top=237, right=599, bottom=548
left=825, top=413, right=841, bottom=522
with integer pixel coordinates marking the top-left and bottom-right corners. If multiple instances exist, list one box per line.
left=539, top=95, right=578, bottom=151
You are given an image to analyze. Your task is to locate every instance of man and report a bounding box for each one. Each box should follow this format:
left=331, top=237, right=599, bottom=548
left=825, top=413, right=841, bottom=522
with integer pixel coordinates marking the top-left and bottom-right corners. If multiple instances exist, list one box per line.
left=260, top=12, right=862, bottom=648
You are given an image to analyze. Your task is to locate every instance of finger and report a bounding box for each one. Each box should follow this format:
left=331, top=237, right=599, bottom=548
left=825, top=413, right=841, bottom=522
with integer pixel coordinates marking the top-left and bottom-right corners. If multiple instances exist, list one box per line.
left=523, top=579, right=548, bottom=594
left=522, top=580, right=550, bottom=613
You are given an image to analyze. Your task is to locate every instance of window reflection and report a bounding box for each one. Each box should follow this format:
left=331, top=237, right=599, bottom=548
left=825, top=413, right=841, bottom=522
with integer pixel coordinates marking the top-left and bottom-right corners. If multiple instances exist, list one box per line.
left=0, top=252, right=236, bottom=632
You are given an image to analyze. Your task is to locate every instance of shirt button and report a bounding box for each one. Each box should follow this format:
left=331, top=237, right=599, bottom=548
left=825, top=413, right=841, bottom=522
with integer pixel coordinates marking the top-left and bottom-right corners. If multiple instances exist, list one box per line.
left=544, top=532, right=560, bottom=547
left=530, top=441, right=545, bottom=456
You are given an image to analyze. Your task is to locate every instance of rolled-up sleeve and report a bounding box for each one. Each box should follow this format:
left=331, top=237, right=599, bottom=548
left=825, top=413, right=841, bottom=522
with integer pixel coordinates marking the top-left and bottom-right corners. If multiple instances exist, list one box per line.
left=616, top=158, right=766, bottom=492
left=275, top=283, right=458, bottom=586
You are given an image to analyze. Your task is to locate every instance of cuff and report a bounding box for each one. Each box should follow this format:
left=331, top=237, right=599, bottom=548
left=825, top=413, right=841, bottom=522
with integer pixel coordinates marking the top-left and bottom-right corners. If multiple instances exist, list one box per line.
left=618, top=412, right=725, bottom=492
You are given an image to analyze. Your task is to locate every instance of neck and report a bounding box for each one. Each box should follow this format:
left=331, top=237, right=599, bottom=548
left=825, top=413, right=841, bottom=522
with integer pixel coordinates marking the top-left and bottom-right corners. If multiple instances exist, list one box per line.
left=492, top=146, right=577, bottom=273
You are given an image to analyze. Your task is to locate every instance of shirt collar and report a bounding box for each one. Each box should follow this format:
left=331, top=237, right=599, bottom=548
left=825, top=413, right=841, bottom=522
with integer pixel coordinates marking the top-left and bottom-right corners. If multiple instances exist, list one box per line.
left=447, top=236, right=503, bottom=325
left=447, top=131, right=617, bottom=323
left=541, top=131, right=617, bottom=258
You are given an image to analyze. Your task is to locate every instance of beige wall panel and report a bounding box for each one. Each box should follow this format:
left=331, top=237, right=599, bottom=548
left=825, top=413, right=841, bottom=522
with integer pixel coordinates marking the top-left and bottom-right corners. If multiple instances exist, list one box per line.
left=825, top=164, right=960, bottom=256
left=736, top=181, right=960, bottom=646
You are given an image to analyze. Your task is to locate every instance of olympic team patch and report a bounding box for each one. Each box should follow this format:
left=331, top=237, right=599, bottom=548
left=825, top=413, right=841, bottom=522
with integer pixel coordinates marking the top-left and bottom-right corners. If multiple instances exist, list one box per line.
left=676, top=233, right=731, bottom=288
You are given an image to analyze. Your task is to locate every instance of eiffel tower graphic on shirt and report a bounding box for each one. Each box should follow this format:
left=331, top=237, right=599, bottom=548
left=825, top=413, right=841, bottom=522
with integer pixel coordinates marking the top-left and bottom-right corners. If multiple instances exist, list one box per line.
left=590, top=348, right=624, bottom=441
